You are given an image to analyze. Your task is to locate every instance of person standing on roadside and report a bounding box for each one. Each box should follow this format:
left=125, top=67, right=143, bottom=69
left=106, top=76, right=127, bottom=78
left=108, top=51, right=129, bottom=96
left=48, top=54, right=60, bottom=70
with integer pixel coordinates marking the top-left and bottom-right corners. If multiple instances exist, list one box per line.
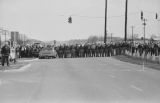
left=1, top=42, right=10, bottom=67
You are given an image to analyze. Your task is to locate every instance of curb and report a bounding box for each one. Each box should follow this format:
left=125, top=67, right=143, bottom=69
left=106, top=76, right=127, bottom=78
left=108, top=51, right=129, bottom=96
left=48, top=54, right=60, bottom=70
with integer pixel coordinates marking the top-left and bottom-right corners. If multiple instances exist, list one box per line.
left=18, top=58, right=38, bottom=62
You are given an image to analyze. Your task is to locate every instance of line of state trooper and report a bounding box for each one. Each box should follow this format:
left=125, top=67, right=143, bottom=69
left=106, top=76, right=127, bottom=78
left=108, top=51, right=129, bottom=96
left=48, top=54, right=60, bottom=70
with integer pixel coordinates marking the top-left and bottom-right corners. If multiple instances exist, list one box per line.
left=55, top=43, right=129, bottom=58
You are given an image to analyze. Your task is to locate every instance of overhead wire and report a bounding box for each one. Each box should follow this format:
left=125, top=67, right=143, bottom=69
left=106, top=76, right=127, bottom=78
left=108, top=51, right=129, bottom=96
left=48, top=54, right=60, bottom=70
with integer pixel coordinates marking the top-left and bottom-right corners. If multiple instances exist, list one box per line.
left=59, top=11, right=140, bottom=19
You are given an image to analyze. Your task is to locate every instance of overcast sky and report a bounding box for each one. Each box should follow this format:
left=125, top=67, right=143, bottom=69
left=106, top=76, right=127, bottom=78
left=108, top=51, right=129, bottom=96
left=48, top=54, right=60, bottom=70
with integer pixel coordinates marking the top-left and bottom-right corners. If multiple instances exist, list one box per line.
left=0, top=0, right=160, bottom=41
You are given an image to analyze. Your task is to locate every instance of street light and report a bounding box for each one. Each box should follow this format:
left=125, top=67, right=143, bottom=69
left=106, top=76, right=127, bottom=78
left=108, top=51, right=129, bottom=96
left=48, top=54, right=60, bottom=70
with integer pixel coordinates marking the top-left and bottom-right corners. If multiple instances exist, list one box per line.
left=140, top=11, right=147, bottom=44
left=142, top=19, right=147, bottom=44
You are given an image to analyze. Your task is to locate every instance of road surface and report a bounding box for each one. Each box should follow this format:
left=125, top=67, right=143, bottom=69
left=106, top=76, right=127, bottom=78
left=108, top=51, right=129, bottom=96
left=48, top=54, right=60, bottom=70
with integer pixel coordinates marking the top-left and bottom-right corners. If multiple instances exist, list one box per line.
left=0, top=57, right=160, bottom=103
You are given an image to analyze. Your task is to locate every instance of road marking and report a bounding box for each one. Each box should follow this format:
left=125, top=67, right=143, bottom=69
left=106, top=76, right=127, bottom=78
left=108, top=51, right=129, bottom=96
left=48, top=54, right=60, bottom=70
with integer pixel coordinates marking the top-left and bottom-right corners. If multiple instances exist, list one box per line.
left=130, top=85, right=143, bottom=92
left=109, top=75, right=116, bottom=78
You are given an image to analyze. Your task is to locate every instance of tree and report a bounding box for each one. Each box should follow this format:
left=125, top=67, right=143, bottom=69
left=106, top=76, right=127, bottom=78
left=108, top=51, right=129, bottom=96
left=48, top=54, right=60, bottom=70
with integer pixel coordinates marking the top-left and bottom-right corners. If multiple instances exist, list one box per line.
left=87, top=36, right=98, bottom=43
left=150, top=34, right=157, bottom=39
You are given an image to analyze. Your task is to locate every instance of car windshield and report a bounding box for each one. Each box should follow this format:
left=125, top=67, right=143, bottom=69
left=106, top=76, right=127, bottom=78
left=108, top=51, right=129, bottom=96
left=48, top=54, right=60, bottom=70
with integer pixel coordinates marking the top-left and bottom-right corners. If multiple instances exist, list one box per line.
left=42, top=47, right=52, bottom=51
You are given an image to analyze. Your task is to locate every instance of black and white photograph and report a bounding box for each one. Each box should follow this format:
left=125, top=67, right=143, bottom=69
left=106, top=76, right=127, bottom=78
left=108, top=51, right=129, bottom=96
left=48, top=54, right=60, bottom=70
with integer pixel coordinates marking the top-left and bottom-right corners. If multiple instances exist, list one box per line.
left=0, top=0, right=160, bottom=103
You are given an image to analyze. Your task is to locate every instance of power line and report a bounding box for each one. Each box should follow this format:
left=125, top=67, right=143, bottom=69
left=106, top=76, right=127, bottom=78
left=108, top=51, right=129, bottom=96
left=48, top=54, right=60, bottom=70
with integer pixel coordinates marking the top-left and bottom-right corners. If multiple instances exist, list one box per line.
left=143, top=10, right=160, bottom=14
left=59, top=12, right=140, bottom=20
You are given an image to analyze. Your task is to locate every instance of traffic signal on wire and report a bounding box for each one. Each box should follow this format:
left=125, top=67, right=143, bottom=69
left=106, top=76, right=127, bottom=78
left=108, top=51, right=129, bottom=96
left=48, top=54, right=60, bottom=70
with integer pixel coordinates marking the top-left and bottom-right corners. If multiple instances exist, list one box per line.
left=141, top=11, right=143, bottom=20
left=156, top=13, right=158, bottom=19
left=68, top=16, right=72, bottom=23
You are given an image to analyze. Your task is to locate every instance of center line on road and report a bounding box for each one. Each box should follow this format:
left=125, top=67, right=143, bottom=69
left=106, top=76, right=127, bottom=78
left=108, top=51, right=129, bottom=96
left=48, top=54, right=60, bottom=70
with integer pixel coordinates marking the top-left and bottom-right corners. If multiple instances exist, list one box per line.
left=130, top=85, right=143, bottom=92
left=109, top=75, right=116, bottom=78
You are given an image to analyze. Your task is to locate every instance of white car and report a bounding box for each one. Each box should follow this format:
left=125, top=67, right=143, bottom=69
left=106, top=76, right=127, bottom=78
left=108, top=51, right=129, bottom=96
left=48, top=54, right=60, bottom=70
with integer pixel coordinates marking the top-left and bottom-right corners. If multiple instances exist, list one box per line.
left=39, top=47, right=57, bottom=59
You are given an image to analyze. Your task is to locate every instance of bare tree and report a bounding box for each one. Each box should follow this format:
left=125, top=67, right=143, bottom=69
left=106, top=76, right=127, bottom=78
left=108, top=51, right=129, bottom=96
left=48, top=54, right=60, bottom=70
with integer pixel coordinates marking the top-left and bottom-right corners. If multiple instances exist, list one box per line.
left=87, top=36, right=98, bottom=43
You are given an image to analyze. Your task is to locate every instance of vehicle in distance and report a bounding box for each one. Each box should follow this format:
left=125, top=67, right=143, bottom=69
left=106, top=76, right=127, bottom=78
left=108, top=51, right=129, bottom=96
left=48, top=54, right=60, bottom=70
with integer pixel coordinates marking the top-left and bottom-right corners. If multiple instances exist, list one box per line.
left=39, top=47, right=57, bottom=59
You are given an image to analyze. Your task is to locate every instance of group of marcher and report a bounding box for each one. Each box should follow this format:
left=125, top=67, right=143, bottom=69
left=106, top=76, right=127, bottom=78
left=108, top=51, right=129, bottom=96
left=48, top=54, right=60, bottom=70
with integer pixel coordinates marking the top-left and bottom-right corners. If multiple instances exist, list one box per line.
left=0, top=42, right=43, bottom=66
left=15, top=45, right=43, bottom=58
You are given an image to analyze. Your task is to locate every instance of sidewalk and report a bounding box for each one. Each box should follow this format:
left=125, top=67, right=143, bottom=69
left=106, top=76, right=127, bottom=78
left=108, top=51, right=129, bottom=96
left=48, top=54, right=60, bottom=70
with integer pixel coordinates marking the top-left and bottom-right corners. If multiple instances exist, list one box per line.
left=17, top=58, right=38, bottom=62
left=0, top=62, right=29, bottom=71
left=0, top=58, right=37, bottom=71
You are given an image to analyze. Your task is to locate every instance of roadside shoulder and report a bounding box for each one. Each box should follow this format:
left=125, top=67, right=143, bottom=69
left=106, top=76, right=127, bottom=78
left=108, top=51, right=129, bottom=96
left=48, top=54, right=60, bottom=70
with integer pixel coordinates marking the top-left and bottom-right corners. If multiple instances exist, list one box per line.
left=0, top=61, right=30, bottom=72
left=113, top=55, right=160, bottom=71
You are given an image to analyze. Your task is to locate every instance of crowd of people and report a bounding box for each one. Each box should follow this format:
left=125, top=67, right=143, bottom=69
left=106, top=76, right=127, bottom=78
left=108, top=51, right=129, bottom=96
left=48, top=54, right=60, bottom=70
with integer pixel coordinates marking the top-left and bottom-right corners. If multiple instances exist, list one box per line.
left=0, top=42, right=43, bottom=66
left=55, top=42, right=160, bottom=58
left=129, top=42, right=160, bottom=57
left=1, top=41, right=160, bottom=66
left=15, top=44, right=43, bottom=58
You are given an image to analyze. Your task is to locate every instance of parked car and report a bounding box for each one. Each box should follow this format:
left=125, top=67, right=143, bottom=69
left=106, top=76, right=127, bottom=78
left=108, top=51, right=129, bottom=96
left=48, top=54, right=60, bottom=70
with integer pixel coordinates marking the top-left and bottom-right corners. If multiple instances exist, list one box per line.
left=39, top=47, right=57, bottom=59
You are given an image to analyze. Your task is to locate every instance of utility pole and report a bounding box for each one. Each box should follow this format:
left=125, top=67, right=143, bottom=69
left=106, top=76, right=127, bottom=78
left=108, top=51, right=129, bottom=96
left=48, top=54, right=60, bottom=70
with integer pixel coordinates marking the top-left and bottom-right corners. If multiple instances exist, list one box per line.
left=23, top=34, right=25, bottom=45
left=111, top=33, right=113, bottom=42
left=142, top=19, right=147, bottom=44
left=124, top=0, right=128, bottom=42
left=131, top=26, right=135, bottom=43
left=0, top=28, right=2, bottom=48
left=104, top=0, right=108, bottom=44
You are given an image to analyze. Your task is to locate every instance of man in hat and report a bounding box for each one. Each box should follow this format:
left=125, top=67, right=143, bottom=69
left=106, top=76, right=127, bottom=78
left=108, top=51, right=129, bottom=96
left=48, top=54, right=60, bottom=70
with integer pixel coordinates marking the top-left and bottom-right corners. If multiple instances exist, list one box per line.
left=1, top=42, right=10, bottom=67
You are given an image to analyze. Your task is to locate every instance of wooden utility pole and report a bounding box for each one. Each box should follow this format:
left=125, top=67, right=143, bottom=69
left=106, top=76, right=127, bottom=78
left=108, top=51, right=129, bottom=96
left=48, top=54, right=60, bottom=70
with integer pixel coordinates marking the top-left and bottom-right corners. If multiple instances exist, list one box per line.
left=0, top=28, right=3, bottom=48
left=111, top=33, right=113, bottom=42
left=131, top=26, right=134, bottom=43
left=104, top=0, right=107, bottom=44
left=124, top=0, right=128, bottom=42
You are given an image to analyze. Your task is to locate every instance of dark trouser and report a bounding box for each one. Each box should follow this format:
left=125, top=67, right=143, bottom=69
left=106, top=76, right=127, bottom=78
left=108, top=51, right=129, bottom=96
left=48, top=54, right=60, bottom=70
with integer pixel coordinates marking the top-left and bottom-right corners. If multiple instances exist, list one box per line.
left=2, top=55, right=9, bottom=66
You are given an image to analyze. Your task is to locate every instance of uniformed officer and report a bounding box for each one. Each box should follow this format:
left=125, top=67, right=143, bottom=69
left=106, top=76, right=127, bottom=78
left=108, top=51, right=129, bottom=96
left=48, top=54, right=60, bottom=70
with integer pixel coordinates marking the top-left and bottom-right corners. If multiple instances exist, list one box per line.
left=91, top=44, right=96, bottom=57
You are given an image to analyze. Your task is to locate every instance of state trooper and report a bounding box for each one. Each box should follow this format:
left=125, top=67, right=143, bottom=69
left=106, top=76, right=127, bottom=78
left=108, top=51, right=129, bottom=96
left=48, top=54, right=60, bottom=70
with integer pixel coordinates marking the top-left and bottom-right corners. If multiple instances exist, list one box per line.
left=83, top=44, right=88, bottom=57
left=95, top=44, right=100, bottom=57
left=91, top=44, right=96, bottom=57
left=71, top=45, right=76, bottom=58
left=79, top=45, right=84, bottom=57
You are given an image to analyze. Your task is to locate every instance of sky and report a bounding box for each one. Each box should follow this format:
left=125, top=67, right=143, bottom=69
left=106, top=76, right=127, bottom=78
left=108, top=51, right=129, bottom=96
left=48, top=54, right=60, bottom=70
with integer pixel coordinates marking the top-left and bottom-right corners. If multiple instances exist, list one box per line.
left=0, top=0, right=160, bottom=41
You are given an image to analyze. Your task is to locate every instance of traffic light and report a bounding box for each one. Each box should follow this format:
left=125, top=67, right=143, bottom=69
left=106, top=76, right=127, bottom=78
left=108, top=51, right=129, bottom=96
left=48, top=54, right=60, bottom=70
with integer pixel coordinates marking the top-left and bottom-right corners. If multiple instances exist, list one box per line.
left=141, top=11, right=143, bottom=20
left=156, top=13, right=158, bottom=19
left=68, top=16, right=72, bottom=23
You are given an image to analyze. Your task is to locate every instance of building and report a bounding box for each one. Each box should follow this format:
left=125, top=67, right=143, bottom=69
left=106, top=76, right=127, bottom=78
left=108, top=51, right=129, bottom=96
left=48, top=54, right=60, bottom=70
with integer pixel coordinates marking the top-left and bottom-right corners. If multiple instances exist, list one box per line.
left=11, top=31, right=20, bottom=46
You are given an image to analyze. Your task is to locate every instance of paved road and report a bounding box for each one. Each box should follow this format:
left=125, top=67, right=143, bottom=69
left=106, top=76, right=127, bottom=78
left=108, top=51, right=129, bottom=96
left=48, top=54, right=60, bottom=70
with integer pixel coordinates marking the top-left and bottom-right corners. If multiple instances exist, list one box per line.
left=0, top=57, right=160, bottom=103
